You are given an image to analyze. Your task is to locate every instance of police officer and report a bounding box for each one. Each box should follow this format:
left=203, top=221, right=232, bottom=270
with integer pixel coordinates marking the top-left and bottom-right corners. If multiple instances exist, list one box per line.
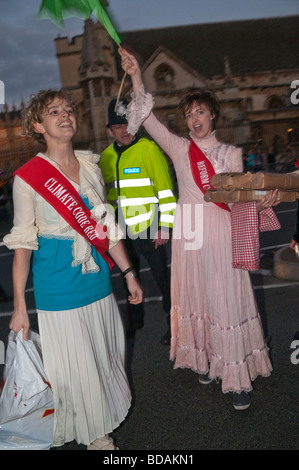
left=100, top=99, right=176, bottom=344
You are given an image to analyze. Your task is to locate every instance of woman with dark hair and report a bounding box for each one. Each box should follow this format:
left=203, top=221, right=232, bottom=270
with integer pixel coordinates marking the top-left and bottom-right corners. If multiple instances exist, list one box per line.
left=121, top=50, right=278, bottom=411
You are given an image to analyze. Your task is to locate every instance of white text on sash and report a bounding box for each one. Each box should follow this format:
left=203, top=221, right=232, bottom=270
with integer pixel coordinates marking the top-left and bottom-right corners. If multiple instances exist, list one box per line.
left=45, top=178, right=99, bottom=241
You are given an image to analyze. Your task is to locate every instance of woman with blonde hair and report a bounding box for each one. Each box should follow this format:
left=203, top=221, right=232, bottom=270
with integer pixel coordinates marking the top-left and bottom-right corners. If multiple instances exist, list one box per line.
left=4, top=89, right=143, bottom=449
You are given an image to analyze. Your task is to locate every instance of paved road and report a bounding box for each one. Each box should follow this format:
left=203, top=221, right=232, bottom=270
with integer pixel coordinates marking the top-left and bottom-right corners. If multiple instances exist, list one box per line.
left=0, top=202, right=298, bottom=451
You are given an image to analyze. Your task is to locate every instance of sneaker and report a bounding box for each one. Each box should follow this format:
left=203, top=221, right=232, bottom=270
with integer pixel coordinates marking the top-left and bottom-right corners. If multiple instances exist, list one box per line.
left=233, top=391, right=251, bottom=410
left=198, top=372, right=213, bottom=385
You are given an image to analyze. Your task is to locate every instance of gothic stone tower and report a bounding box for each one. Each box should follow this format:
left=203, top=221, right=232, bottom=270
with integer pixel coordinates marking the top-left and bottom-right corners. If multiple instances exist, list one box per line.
left=55, top=18, right=119, bottom=152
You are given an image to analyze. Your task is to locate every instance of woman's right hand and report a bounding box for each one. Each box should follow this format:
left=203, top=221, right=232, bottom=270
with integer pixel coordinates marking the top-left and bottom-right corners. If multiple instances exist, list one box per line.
left=9, top=309, right=30, bottom=340
left=119, top=48, right=144, bottom=97
left=119, top=48, right=140, bottom=77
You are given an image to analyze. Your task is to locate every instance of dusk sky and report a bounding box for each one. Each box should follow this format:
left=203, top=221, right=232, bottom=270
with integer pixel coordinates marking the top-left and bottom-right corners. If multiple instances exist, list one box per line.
left=1, top=0, right=298, bottom=109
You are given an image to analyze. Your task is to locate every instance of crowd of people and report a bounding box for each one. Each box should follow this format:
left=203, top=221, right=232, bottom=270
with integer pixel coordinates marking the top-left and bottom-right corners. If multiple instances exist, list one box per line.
left=243, top=143, right=298, bottom=173
left=1, top=44, right=298, bottom=450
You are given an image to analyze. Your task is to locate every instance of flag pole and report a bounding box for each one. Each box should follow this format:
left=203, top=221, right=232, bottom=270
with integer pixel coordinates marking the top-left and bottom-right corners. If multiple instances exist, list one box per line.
left=114, top=45, right=127, bottom=111
left=114, top=71, right=127, bottom=112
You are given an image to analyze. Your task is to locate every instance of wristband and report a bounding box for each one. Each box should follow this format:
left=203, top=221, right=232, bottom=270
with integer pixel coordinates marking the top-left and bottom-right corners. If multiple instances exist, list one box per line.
left=122, top=266, right=135, bottom=278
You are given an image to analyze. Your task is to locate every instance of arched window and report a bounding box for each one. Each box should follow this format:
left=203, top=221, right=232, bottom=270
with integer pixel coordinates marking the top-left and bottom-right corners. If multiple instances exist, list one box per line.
left=265, top=95, right=284, bottom=109
left=154, top=64, right=174, bottom=88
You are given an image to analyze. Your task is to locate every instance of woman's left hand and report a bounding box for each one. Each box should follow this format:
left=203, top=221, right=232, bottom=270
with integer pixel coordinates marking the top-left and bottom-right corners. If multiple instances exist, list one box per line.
left=256, top=189, right=280, bottom=212
left=126, top=276, right=143, bottom=304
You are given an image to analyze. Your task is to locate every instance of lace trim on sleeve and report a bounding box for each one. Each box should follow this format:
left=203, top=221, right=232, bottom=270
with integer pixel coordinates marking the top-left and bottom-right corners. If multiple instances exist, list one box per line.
left=2, top=227, right=39, bottom=251
left=126, top=86, right=155, bottom=136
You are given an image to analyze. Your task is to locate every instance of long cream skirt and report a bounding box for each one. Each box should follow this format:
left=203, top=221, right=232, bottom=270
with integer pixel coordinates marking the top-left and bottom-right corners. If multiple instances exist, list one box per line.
left=37, top=294, right=131, bottom=447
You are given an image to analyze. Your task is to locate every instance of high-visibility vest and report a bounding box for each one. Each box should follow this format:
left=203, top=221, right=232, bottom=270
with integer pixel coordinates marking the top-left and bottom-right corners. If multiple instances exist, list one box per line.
left=99, top=138, right=176, bottom=235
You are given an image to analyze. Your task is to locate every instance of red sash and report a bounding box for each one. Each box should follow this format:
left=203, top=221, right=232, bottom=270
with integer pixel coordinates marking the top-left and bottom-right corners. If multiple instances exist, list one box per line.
left=15, top=156, right=114, bottom=269
left=188, top=139, right=230, bottom=212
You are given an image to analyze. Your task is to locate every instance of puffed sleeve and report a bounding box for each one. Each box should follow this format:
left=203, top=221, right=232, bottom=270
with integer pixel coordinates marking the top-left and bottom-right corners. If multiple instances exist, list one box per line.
left=2, top=176, right=39, bottom=250
left=228, top=146, right=243, bottom=172
left=126, top=85, right=154, bottom=136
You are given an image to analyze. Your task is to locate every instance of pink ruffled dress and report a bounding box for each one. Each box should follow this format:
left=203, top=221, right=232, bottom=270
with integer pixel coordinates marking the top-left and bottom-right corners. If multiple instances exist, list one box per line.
left=127, top=90, right=272, bottom=393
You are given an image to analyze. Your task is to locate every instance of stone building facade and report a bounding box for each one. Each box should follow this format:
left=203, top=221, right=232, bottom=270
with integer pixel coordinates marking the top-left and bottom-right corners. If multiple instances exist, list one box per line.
left=55, top=15, right=299, bottom=159
left=1, top=15, right=298, bottom=175
left=0, top=105, right=41, bottom=176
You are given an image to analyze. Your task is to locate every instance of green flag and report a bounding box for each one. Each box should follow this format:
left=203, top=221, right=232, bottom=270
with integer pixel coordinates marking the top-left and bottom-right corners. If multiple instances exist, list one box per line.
left=38, top=0, right=121, bottom=44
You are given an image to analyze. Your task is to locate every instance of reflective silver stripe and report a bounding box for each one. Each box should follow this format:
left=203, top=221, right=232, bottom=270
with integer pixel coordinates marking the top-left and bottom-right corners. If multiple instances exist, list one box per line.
left=120, top=178, right=153, bottom=188
left=160, top=214, right=175, bottom=223
left=125, top=210, right=153, bottom=226
left=120, top=196, right=158, bottom=207
left=158, top=189, right=174, bottom=199
left=107, top=178, right=153, bottom=189
left=159, top=202, right=177, bottom=212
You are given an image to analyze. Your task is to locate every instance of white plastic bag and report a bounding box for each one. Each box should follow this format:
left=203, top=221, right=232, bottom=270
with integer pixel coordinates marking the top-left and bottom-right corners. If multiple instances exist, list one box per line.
left=0, top=330, right=54, bottom=450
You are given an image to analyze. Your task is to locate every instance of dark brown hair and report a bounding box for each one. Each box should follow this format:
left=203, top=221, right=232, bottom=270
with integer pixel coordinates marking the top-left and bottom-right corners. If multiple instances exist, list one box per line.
left=22, top=89, right=78, bottom=143
left=178, top=87, right=219, bottom=128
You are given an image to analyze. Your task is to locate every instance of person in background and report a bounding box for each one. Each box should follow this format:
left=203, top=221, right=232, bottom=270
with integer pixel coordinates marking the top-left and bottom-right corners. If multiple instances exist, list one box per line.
left=242, top=150, right=248, bottom=171
left=289, top=200, right=299, bottom=342
left=3, top=89, right=143, bottom=450
left=246, top=148, right=255, bottom=171
left=0, top=284, right=12, bottom=303
left=267, top=145, right=276, bottom=172
left=100, top=98, right=176, bottom=345
left=254, top=147, right=264, bottom=172
left=120, top=48, right=279, bottom=411
left=284, top=143, right=297, bottom=172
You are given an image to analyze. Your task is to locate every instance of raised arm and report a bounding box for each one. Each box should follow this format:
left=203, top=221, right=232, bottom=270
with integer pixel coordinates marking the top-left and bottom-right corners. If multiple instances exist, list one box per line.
left=120, top=48, right=143, bottom=98
left=120, top=48, right=185, bottom=162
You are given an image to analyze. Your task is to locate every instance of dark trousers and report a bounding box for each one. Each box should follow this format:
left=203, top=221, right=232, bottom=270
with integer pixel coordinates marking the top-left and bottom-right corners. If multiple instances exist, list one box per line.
left=123, top=233, right=171, bottom=329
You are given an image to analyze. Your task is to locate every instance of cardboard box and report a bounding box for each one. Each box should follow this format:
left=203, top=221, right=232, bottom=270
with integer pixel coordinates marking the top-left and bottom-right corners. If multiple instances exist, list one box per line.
left=210, top=172, right=299, bottom=190
left=204, top=189, right=299, bottom=203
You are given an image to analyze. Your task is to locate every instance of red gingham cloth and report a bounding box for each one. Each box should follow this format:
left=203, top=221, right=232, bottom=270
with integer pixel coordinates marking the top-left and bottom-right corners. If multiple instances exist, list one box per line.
left=231, top=202, right=281, bottom=271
